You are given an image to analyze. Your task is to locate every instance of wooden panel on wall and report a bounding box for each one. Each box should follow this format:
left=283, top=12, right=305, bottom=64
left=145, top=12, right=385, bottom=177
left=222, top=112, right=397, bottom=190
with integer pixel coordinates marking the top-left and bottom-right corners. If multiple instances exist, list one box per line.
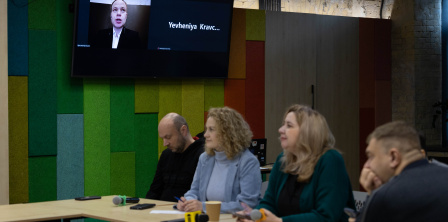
left=0, top=0, right=9, bottom=204
left=265, top=11, right=317, bottom=163
left=316, top=15, right=359, bottom=189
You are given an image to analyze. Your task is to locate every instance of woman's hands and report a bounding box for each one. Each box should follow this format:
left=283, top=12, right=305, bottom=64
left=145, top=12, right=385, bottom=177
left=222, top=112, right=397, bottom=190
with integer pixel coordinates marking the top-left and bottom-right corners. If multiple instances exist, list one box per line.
left=234, top=203, right=282, bottom=222
left=177, top=197, right=203, bottom=212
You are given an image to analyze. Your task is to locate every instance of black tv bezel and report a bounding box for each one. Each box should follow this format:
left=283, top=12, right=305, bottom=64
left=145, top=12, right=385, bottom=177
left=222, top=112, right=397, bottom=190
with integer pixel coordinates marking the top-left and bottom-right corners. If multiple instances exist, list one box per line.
left=71, top=0, right=234, bottom=79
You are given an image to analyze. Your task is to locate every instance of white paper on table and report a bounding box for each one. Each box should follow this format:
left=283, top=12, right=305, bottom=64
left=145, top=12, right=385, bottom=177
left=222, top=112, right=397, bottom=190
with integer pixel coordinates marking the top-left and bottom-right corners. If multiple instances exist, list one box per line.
left=150, top=210, right=185, bottom=214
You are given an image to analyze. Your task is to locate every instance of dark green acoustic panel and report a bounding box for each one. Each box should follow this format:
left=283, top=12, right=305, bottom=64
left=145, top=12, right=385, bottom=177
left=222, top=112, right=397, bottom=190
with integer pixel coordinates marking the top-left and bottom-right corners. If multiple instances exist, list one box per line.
left=246, top=9, right=266, bottom=41
left=8, top=76, right=29, bottom=204
left=158, top=80, right=182, bottom=155
left=135, top=114, right=158, bottom=198
left=29, top=156, right=57, bottom=203
left=28, top=29, right=57, bottom=156
left=84, top=78, right=111, bottom=196
left=135, top=79, right=159, bottom=113
left=57, top=0, right=83, bottom=114
left=57, top=114, right=84, bottom=200
left=111, top=152, right=135, bottom=197
left=204, top=79, right=224, bottom=111
left=111, top=79, right=135, bottom=152
left=8, top=0, right=28, bottom=76
left=181, top=80, right=205, bottom=136
left=28, top=0, right=56, bottom=30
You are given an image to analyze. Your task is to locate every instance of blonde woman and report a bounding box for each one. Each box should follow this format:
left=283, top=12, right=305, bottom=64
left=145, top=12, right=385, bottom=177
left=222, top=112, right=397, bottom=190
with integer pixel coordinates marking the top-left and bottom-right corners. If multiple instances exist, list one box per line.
left=177, top=107, right=262, bottom=213
left=238, top=104, right=355, bottom=222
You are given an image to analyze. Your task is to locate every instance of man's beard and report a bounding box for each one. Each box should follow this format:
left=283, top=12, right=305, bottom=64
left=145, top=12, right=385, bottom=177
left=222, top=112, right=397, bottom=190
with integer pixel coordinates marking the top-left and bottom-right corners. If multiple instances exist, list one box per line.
left=171, top=136, right=186, bottom=153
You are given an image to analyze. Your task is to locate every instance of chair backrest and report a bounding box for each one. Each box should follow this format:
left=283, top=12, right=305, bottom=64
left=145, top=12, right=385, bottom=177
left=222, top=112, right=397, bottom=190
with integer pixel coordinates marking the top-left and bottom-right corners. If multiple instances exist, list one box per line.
left=353, top=191, right=368, bottom=211
left=260, top=181, right=269, bottom=198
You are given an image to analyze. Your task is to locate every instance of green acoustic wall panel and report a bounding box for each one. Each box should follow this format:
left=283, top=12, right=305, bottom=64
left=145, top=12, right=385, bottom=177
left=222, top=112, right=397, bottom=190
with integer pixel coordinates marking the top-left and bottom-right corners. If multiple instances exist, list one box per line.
left=111, top=152, right=136, bottom=197
left=84, top=78, right=111, bottom=196
left=204, top=79, right=224, bottom=111
left=158, top=80, right=182, bottom=155
left=8, top=76, right=29, bottom=204
left=8, top=0, right=28, bottom=76
left=29, top=156, right=57, bottom=203
left=57, top=114, right=84, bottom=200
left=28, top=0, right=56, bottom=30
left=182, top=80, right=205, bottom=136
left=246, top=9, right=266, bottom=41
left=28, top=29, right=57, bottom=156
left=111, top=79, right=135, bottom=152
left=135, top=79, right=159, bottom=113
left=135, top=114, right=158, bottom=198
left=57, top=0, right=83, bottom=114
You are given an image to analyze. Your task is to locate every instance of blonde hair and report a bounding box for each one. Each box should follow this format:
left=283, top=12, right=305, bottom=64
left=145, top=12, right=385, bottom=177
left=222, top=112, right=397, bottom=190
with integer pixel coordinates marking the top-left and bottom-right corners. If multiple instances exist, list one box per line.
left=205, top=107, right=253, bottom=159
left=281, top=104, right=336, bottom=182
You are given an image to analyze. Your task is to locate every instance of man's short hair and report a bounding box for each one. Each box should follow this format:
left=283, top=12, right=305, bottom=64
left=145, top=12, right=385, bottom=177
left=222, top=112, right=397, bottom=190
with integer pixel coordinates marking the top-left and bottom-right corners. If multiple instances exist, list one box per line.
left=367, top=121, right=421, bottom=154
left=165, top=113, right=189, bottom=133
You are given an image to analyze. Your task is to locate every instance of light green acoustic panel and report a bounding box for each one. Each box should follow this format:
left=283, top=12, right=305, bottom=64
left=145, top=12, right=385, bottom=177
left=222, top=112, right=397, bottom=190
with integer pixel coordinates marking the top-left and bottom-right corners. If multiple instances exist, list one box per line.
left=84, top=78, right=111, bottom=196
left=111, top=152, right=135, bottom=197
left=29, top=156, right=57, bottom=203
left=111, top=79, right=135, bottom=152
left=204, top=79, right=224, bottom=111
left=28, top=0, right=56, bottom=30
left=57, top=0, right=83, bottom=114
left=135, top=114, right=158, bottom=198
left=28, top=29, right=57, bottom=156
left=135, top=79, right=159, bottom=113
left=158, top=80, right=182, bottom=155
left=246, top=9, right=266, bottom=41
left=8, top=76, right=29, bottom=204
left=182, top=80, right=205, bottom=136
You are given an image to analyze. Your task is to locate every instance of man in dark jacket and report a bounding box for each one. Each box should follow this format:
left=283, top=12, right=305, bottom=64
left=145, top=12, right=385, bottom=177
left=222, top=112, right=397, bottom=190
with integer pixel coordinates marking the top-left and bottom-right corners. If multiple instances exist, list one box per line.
left=356, top=121, right=448, bottom=222
left=146, top=113, right=204, bottom=201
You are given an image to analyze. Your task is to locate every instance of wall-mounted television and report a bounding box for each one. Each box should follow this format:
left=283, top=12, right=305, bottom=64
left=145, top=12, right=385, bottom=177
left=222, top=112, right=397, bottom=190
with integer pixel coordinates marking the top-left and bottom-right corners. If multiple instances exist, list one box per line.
left=72, top=0, right=234, bottom=78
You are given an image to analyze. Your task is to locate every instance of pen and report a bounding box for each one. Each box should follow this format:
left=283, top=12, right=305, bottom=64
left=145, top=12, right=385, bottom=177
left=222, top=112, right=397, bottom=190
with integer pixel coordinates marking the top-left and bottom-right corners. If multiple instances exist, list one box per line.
left=174, top=196, right=184, bottom=203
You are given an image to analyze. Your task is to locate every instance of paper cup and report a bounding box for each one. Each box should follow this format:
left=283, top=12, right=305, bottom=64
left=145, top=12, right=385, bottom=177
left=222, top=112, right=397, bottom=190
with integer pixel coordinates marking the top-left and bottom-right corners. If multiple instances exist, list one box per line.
left=205, top=201, right=221, bottom=221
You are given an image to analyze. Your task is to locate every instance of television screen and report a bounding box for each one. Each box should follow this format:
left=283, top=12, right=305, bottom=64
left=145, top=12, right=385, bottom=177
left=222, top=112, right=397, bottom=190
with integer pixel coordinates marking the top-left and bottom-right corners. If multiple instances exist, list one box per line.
left=72, top=0, right=234, bottom=78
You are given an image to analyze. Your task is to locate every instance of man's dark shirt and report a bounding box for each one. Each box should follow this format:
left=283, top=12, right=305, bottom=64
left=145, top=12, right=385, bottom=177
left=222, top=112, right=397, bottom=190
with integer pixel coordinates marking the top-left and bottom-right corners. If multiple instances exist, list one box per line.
left=357, top=159, right=448, bottom=222
left=146, top=138, right=205, bottom=201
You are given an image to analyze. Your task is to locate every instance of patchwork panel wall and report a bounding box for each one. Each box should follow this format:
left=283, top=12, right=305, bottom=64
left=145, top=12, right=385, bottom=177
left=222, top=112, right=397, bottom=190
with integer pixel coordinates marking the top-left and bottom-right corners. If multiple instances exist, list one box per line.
left=7, top=2, right=266, bottom=203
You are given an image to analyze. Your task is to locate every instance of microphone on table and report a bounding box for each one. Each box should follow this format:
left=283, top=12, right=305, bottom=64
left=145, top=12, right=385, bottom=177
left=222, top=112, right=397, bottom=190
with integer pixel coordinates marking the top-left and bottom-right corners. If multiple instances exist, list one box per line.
left=250, top=209, right=267, bottom=222
left=112, top=195, right=140, bottom=206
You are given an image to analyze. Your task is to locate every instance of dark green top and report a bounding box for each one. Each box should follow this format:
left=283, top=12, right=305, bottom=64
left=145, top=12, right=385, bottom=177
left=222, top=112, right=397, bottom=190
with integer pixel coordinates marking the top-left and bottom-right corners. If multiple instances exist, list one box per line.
left=257, top=150, right=355, bottom=222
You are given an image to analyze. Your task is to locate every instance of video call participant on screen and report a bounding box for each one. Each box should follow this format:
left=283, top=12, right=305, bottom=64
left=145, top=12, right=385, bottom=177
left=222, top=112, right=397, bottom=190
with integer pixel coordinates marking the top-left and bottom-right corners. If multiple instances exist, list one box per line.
left=145, top=113, right=205, bottom=201
left=237, top=104, right=355, bottom=222
left=353, top=121, right=448, bottom=222
left=91, top=0, right=141, bottom=49
left=177, top=107, right=262, bottom=213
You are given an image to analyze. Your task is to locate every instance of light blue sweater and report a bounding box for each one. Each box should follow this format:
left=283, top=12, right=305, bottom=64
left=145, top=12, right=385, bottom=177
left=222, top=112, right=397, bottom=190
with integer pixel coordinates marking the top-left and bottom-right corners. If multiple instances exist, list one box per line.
left=184, top=149, right=262, bottom=213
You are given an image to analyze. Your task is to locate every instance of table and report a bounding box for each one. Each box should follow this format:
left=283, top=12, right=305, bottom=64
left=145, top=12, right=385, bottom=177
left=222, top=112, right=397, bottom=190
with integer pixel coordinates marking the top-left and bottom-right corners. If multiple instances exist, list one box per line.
left=0, top=196, right=235, bottom=222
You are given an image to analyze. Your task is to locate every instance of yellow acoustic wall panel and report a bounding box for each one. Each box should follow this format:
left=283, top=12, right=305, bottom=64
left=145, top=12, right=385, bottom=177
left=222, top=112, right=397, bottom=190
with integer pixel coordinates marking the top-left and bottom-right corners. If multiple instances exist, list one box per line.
left=182, top=80, right=205, bottom=137
left=8, top=76, right=29, bottom=204
left=158, top=80, right=182, bottom=156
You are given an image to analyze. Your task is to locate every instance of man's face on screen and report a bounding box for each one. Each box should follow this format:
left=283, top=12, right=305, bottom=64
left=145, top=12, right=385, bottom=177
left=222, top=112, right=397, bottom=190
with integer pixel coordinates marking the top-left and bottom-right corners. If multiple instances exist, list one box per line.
left=111, top=0, right=128, bottom=29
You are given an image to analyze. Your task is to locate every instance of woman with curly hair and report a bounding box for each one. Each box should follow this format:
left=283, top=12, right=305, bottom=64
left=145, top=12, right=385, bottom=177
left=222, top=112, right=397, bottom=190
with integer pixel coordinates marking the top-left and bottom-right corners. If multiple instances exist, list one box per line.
left=237, top=104, right=355, bottom=222
left=177, top=107, right=262, bottom=213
